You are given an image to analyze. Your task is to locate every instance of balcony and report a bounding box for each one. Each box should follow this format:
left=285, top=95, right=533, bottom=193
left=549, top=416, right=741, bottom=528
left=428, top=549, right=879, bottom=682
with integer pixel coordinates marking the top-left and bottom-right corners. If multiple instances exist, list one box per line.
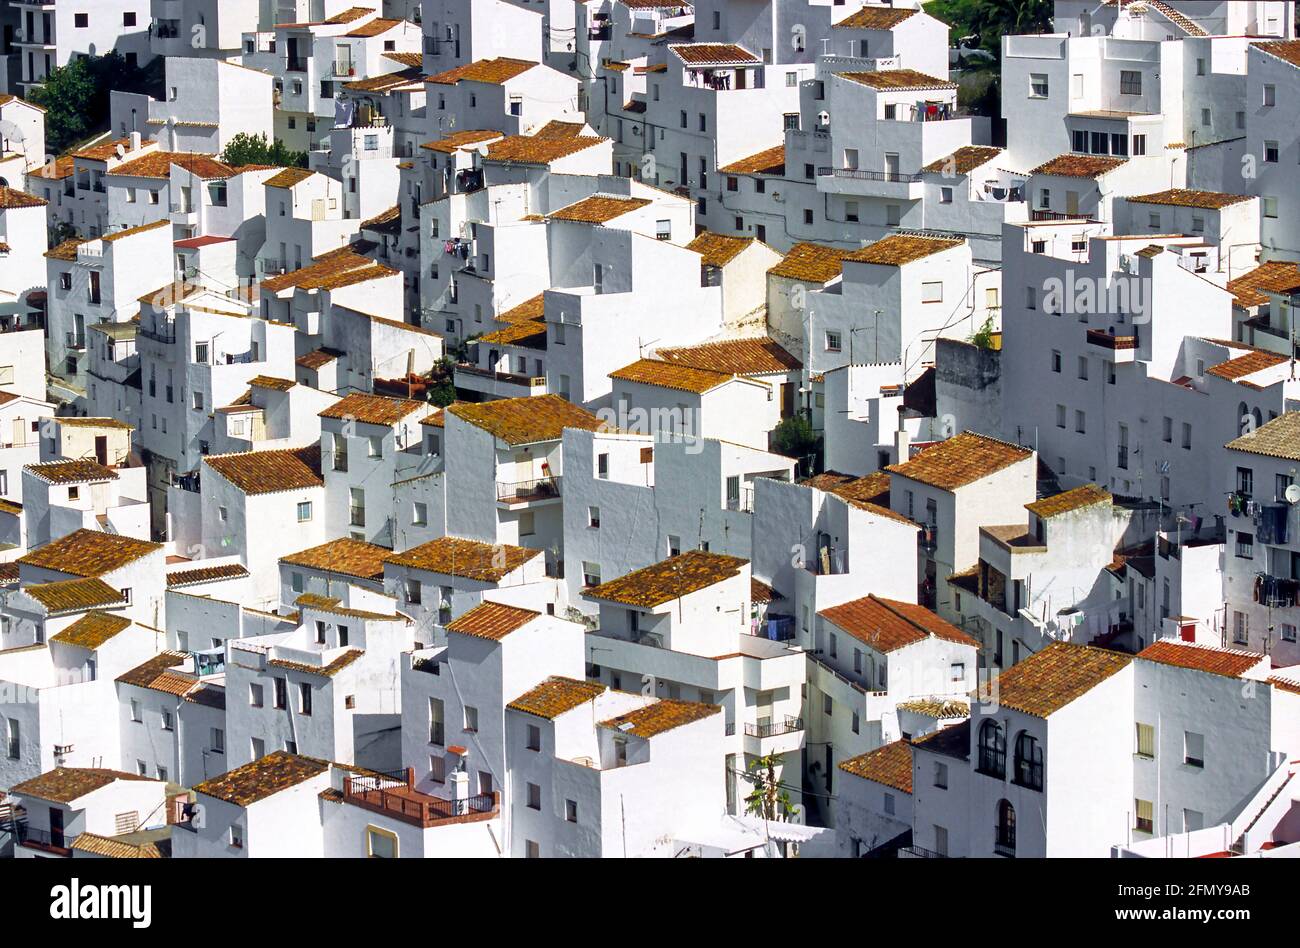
left=1031, top=209, right=1086, bottom=222
left=342, top=770, right=498, bottom=828
left=286, top=56, right=308, bottom=73
left=1085, top=328, right=1136, bottom=362
left=496, top=476, right=561, bottom=505
left=11, top=824, right=74, bottom=856
left=817, top=166, right=923, bottom=199
left=744, top=715, right=803, bottom=738
left=454, top=362, right=547, bottom=400
left=333, top=62, right=358, bottom=78
left=64, top=331, right=85, bottom=350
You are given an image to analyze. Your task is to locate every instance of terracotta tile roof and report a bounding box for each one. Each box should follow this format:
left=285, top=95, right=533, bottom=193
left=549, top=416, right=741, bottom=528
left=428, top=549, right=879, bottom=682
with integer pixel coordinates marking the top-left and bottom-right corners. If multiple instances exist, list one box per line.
left=549, top=195, right=651, bottom=223
left=992, top=642, right=1133, bottom=717
left=478, top=320, right=546, bottom=348
left=204, top=445, right=323, bottom=495
left=671, top=44, right=759, bottom=66
left=383, top=51, right=424, bottom=68
left=101, top=219, right=171, bottom=243
left=194, top=751, right=329, bottom=807
left=247, top=375, right=294, bottom=392
left=685, top=232, right=754, bottom=267
left=24, top=459, right=119, bottom=484
left=1026, top=484, right=1112, bottom=519
left=293, top=594, right=400, bottom=623
left=1205, top=350, right=1287, bottom=381
left=820, top=595, right=979, bottom=653
left=71, top=137, right=151, bottom=161
left=1031, top=154, right=1128, bottom=178
left=1128, top=188, right=1254, bottom=210
left=345, top=16, right=403, bottom=37
left=585, top=550, right=747, bottom=608
left=384, top=536, right=539, bottom=580
left=323, top=6, right=375, bottom=24
left=1268, top=673, right=1300, bottom=696
left=11, top=767, right=156, bottom=803
left=115, top=651, right=187, bottom=689
left=49, top=611, right=132, bottom=649
left=1138, top=640, right=1264, bottom=678
left=44, top=238, right=86, bottom=261
left=70, top=832, right=166, bottom=858
left=839, top=739, right=912, bottom=792
left=1227, top=261, right=1300, bottom=308
left=447, top=394, right=607, bottom=445
left=498, top=294, right=547, bottom=323
left=658, top=338, right=800, bottom=376
left=420, top=408, right=445, bottom=428
left=108, top=152, right=234, bottom=180
left=296, top=347, right=344, bottom=369
left=886, top=432, right=1032, bottom=491
left=610, top=357, right=733, bottom=394
left=446, top=601, right=541, bottom=640
left=600, top=699, right=720, bottom=737
left=532, top=120, right=588, bottom=140
left=1226, top=412, right=1300, bottom=461
left=427, top=57, right=538, bottom=85
left=897, top=698, right=969, bottom=718
left=319, top=392, right=425, bottom=426
left=268, top=647, right=365, bottom=677
left=485, top=134, right=607, bottom=166
left=718, top=144, right=784, bottom=176
left=921, top=145, right=1003, bottom=176
left=839, top=69, right=957, bottom=92
left=281, top=538, right=392, bottom=581
left=421, top=129, right=503, bottom=154
left=834, top=6, right=918, bottom=29
left=166, top=563, right=250, bottom=587
left=751, top=577, right=776, bottom=603
left=261, top=250, right=397, bottom=293
left=55, top=416, right=134, bottom=430
left=264, top=167, right=315, bottom=189
left=19, top=530, right=162, bottom=578
left=768, top=242, right=854, bottom=282
left=1254, top=40, right=1300, bottom=68
left=0, top=185, right=46, bottom=209
left=508, top=676, right=607, bottom=719
left=359, top=204, right=402, bottom=234
left=910, top=718, right=970, bottom=759
left=845, top=234, right=964, bottom=266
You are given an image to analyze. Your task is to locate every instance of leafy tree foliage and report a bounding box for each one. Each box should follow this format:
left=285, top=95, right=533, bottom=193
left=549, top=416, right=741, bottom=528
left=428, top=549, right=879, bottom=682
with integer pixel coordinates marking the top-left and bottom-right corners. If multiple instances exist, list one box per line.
left=219, top=132, right=308, bottom=169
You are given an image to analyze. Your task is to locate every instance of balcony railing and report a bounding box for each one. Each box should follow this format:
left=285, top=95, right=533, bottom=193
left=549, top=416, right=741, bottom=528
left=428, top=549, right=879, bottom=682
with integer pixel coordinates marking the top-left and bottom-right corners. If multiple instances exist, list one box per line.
left=744, top=716, right=803, bottom=738
left=333, top=62, right=357, bottom=77
left=817, top=167, right=922, bottom=183
left=1086, top=328, right=1137, bottom=350
left=342, top=771, right=497, bottom=828
left=287, top=56, right=308, bottom=73
left=65, top=332, right=85, bottom=350
left=1030, top=209, right=1084, bottom=221
left=12, top=825, right=73, bottom=854
left=497, top=476, right=560, bottom=503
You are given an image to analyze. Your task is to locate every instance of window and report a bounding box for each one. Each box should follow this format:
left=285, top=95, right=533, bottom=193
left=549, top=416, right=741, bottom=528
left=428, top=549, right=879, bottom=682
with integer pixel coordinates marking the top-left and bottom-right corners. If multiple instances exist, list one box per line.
left=297, top=501, right=312, bottom=522
left=273, top=677, right=287, bottom=710
left=886, top=204, right=901, bottom=226
left=1135, top=798, right=1154, bottom=834
left=596, top=453, right=609, bottom=479
left=367, top=826, right=398, bottom=858
left=1182, top=423, right=1192, bottom=449
left=996, top=800, right=1016, bottom=853
left=1056, top=404, right=1066, bottom=429
left=1026, top=286, right=1037, bottom=310
left=1265, top=141, right=1280, bottom=163
left=1030, top=74, right=1048, bottom=97
left=587, top=505, right=601, bottom=528
left=921, top=282, right=943, bottom=303
left=230, top=823, right=244, bottom=849
left=823, top=694, right=833, bottom=716
left=75, top=13, right=89, bottom=28
left=161, top=709, right=174, bottom=731
left=851, top=711, right=859, bottom=734
left=526, top=724, right=541, bottom=751
left=940, top=186, right=953, bottom=204
left=825, top=331, right=842, bottom=352
left=1236, top=531, right=1254, bottom=559
left=582, top=561, right=601, bottom=588
left=1051, top=350, right=1062, bottom=373
left=1264, top=196, right=1279, bottom=219
left=249, top=683, right=264, bottom=708
left=934, top=825, right=948, bottom=856
left=526, top=782, right=541, bottom=810
left=1264, top=84, right=1276, bottom=107
left=565, top=799, right=578, bottom=822
left=1013, top=732, right=1043, bottom=790
left=884, top=793, right=896, bottom=815
left=368, top=435, right=383, bottom=458
left=845, top=201, right=858, bottom=223
left=464, top=705, right=479, bottom=733
left=1135, top=722, right=1155, bottom=758
left=525, top=840, right=540, bottom=858
left=251, top=737, right=264, bottom=759
left=1075, top=410, right=1085, bottom=434
left=1132, top=134, right=1146, bottom=156
left=130, top=698, right=142, bottom=722
left=1119, top=70, right=1141, bottom=95
left=1184, top=731, right=1204, bottom=768
left=1077, top=356, right=1088, bottom=380
left=934, top=762, right=948, bottom=789
left=978, top=720, right=1006, bottom=777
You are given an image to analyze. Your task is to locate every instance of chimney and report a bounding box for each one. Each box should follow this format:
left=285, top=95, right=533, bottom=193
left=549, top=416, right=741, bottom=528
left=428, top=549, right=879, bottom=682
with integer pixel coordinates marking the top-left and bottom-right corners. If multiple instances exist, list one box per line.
left=449, top=769, right=470, bottom=814
left=129, top=131, right=142, bottom=152
left=894, top=405, right=910, bottom=462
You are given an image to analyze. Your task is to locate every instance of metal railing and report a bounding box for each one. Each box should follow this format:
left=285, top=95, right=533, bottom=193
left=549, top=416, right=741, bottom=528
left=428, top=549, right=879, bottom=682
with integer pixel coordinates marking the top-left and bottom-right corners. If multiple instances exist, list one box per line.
left=744, top=716, right=803, bottom=738
left=817, top=167, right=922, bottom=183
left=496, top=476, right=560, bottom=503
left=342, top=772, right=496, bottom=827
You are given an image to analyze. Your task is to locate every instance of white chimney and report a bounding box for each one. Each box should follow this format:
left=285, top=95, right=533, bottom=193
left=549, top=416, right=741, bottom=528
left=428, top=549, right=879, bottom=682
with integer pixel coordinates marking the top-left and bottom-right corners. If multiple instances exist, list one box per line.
left=894, top=406, right=910, bottom=462
left=449, top=770, right=470, bottom=813
left=129, top=131, right=142, bottom=152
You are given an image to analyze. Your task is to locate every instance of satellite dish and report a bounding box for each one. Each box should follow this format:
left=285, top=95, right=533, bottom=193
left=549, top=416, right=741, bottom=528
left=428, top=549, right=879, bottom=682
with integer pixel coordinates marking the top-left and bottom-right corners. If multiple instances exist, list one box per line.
left=1285, top=484, right=1300, bottom=504
left=114, top=144, right=125, bottom=159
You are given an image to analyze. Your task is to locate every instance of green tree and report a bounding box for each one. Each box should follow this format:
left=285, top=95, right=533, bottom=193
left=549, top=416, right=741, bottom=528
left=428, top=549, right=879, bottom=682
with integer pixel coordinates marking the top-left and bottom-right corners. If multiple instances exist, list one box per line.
left=970, top=315, right=997, bottom=349
left=426, top=357, right=458, bottom=408
left=219, top=132, right=308, bottom=169
left=772, top=413, right=823, bottom=476
left=924, top=0, right=1053, bottom=57
left=29, top=57, right=97, bottom=155
left=743, top=754, right=798, bottom=823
